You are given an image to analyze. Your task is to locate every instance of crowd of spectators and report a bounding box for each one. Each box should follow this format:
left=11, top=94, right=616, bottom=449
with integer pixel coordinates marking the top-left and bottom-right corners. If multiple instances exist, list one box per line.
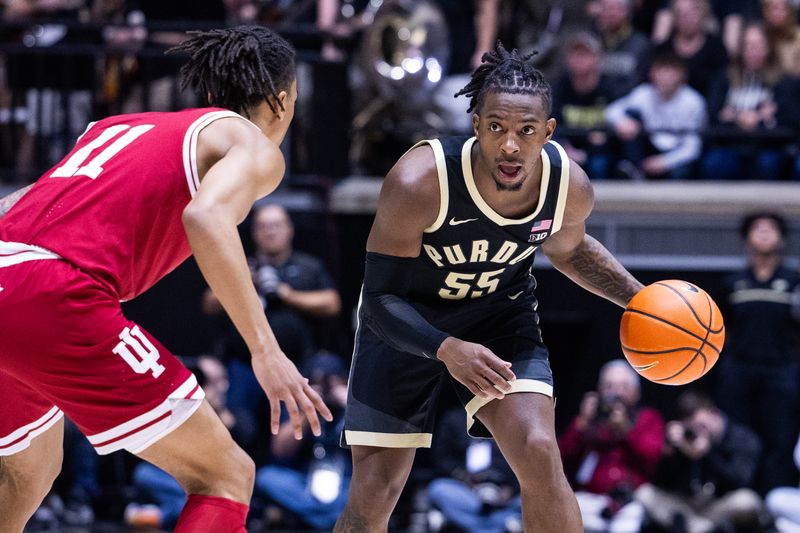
left=3, top=0, right=800, bottom=181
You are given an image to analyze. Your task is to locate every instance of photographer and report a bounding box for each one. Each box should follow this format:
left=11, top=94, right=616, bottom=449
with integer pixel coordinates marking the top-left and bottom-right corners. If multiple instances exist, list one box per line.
left=254, top=352, right=350, bottom=530
left=636, top=391, right=768, bottom=533
left=426, top=407, right=522, bottom=533
left=203, top=202, right=341, bottom=455
left=559, top=359, right=664, bottom=533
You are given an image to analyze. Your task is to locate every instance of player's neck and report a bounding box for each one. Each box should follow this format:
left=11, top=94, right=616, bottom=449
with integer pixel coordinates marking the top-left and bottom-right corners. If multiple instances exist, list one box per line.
left=247, top=104, right=287, bottom=146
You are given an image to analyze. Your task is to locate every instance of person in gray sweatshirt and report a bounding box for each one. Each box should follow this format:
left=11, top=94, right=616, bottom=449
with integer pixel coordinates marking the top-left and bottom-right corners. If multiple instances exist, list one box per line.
left=605, top=52, right=707, bottom=180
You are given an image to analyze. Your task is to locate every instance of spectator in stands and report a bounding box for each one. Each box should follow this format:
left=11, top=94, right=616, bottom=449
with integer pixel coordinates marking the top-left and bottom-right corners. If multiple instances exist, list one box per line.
left=702, top=23, right=790, bottom=181
left=559, top=359, right=663, bottom=533
left=425, top=407, right=522, bottom=533
left=433, top=0, right=500, bottom=134
left=552, top=31, right=622, bottom=180
left=255, top=352, right=350, bottom=531
left=605, top=52, right=706, bottom=180
left=112, top=0, right=226, bottom=114
left=762, top=0, right=800, bottom=77
left=203, top=203, right=341, bottom=455
left=717, top=212, right=800, bottom=494
left=124, top=356, right=239, bottom=530
left=636, top=391, right=768, bottom=533
left=766, top=434, right=800, bottom=532
left=4, top=0, right=102, bottom=177
left=591, top=0, right=653, bottom=93
left=653, top=0, right=729, bottom=96
left=653, top=0, right=761, bottom=60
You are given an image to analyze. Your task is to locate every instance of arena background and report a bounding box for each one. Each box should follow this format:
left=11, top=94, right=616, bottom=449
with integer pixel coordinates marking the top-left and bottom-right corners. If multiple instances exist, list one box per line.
left=2, top=0, right=800, bottom=531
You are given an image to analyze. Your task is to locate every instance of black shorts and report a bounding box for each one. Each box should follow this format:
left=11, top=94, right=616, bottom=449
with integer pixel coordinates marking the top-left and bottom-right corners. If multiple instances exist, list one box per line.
left=342, top=298, right=553, bottom=448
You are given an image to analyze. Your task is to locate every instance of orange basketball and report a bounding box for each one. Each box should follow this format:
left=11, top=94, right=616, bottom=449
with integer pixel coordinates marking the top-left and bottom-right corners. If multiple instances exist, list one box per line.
left=620, top=280, right=725, bottom=385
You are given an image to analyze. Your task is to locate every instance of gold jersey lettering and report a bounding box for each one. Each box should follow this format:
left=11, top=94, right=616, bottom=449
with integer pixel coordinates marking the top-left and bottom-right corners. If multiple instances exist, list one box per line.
left=470, top=240, right=489, bottom=263
left=443, top=244, right=467, bottom=265
left=424, top=244, right=444, bottom=268
left=491, top=241, right=518, bottom=263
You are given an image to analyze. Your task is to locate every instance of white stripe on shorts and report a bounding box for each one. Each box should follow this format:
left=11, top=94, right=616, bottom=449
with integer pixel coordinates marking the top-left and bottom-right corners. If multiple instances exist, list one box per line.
left=0, top=406, right=64, bottom=456
left=0, top=240, right=60, bottom=268
left=87, top=373, right=205, bottom=455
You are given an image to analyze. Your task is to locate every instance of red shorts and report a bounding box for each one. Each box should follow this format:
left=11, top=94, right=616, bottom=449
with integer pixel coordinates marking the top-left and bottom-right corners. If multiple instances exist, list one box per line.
left=0, top=252, right=204, bottom=456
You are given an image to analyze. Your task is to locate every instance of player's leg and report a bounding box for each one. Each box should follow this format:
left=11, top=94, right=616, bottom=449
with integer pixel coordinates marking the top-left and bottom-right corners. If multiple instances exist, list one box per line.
left=336, top=327, right=445, bottom=532
left=477, top=393, right=582, bottom=533
left=135, top=400, right=254, bottom=531
left=334, top=445, right=416, bottom=532
left=0, top=418, right=64, bottom=532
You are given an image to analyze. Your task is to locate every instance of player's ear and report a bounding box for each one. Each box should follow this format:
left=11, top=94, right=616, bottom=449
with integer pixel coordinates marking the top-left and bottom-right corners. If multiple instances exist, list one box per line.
left=275, top=91, right=288, bottom=121
left=545, top=117, right=556, bottom=141
left=472, top=113, right=479, bottom=136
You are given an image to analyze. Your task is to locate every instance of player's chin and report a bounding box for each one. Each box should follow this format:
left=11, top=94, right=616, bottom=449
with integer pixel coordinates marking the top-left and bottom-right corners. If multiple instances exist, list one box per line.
left=492, top=171, right=527, bottom=192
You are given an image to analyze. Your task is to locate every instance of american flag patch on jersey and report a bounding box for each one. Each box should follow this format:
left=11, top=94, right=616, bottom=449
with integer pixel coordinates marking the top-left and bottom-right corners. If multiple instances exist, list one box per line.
left=531, top=219, right=552, bottom=232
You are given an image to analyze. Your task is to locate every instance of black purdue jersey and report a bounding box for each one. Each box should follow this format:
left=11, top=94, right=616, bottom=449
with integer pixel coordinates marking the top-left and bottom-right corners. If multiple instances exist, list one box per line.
left=407, top=136, right=570, bottom=307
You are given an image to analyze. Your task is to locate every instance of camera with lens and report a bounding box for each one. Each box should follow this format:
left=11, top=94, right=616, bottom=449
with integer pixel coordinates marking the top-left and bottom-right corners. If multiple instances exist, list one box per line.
left=595, top=395, right=629, bottom=422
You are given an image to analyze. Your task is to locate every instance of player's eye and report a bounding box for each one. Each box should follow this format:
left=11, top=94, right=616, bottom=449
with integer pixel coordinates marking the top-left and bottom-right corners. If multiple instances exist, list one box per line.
left=522, top=126, right=536, bottom=135
left=489, top=122, right=502, bottom=132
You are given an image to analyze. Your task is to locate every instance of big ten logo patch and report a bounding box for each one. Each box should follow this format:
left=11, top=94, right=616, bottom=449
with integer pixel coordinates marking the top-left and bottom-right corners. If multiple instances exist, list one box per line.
left=112, top=325, right=165, bottom=378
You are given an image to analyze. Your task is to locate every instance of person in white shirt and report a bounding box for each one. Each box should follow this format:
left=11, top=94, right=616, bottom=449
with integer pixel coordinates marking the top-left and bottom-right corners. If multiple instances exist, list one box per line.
left=605, top=51, right=707, bottom=180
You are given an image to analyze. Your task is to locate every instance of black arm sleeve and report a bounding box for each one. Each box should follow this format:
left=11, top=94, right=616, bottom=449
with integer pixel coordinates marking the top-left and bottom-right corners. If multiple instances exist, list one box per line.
left=360, top=252, right=450, bottom=359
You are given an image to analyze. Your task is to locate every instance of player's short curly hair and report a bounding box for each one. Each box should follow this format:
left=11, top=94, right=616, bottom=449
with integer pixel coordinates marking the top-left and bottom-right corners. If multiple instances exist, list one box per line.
left=454, top=41, right=552, bottom=115
left=169, top=25, right=295, bottom=117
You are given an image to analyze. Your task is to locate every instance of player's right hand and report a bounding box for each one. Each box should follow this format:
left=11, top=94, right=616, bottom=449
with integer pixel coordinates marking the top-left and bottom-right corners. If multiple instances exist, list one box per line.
left=252, top=352, right=334, bottom=440
left=436, top=337, right=515, bottom=400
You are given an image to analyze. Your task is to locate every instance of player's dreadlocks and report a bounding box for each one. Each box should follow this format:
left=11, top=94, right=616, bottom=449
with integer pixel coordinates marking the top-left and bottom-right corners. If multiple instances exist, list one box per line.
left=455, top=41, right=551, bottom=115
left=169, top=26, right=295, bottom=117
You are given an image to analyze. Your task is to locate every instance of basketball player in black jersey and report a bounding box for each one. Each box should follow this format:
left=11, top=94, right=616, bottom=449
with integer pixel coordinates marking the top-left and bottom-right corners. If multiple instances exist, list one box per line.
left=334, top=42, right=644, bottom=533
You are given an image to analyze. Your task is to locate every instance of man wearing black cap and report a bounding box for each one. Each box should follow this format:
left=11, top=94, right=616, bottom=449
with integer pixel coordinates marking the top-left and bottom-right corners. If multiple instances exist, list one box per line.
left=552, top=31, right=623, bottom=181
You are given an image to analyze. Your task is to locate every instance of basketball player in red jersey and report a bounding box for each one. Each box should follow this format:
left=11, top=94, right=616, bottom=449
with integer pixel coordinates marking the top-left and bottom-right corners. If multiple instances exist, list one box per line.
left=334, top=43, right=644, bottom=533
left=0, top=27, right=331, bottom=532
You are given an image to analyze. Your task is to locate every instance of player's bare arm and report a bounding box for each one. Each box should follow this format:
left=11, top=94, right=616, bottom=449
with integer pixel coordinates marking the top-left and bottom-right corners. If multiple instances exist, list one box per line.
left=542, top=162, right=644, bottom=307
left=364, top=145, right=515, bottom=399
left=0, top=184, right=32, bottom=218
left=186, top=118, right=332, bottom=439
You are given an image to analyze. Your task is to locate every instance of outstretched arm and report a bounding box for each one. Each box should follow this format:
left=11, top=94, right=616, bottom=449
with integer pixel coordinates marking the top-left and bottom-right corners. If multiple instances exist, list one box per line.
left=186, top=118, right=331, bottom=439
left=0, top=184, right=33, bottom=218
left=542, top=163, right=643, bottom=307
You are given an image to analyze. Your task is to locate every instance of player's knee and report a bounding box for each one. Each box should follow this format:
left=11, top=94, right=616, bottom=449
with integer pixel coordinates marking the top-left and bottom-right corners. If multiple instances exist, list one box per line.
left=231, top=445, right=256, bottom=495
left=0, top=447, right=62, bottom=503
left=212, top=442, right=255, bottom=499
left=180, top=442, right=254, bottom=502
left=518, top=430, right=561, bottom=479
left=352, top=467, right=406, bottom=509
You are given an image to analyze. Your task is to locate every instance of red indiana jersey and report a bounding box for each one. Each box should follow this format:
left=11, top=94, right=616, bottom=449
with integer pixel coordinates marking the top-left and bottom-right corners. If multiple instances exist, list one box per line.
left=0, top=107, right=252, bottom=301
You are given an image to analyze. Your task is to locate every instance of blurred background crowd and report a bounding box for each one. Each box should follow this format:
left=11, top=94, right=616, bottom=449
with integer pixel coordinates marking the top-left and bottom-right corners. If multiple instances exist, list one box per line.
left=1, top=0, right=800, bottom=532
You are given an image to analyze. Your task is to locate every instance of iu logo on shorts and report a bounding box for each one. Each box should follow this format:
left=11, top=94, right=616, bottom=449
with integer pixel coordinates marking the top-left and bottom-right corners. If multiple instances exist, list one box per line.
left=112, top=325, right=165, bottom=378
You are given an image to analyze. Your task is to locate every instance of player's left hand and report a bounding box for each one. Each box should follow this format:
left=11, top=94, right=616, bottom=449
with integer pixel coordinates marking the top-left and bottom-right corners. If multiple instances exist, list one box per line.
left=436, top=337, right=516, bottom=400
left=252, top=352, right=334, bottom=439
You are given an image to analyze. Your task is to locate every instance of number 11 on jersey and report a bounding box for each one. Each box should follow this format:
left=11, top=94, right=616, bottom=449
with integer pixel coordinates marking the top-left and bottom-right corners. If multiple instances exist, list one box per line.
left=51, top=124, right=154, bottom=180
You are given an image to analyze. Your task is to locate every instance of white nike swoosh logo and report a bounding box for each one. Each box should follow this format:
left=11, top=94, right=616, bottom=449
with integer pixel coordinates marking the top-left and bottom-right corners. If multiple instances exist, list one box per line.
left=449, top=217, right=479, bottom=226
left=508, top=291, right=524, bottom=300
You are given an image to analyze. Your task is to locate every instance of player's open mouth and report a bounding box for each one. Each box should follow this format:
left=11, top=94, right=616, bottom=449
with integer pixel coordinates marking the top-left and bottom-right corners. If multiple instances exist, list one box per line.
left=497, top=163, right=522, bottom=180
